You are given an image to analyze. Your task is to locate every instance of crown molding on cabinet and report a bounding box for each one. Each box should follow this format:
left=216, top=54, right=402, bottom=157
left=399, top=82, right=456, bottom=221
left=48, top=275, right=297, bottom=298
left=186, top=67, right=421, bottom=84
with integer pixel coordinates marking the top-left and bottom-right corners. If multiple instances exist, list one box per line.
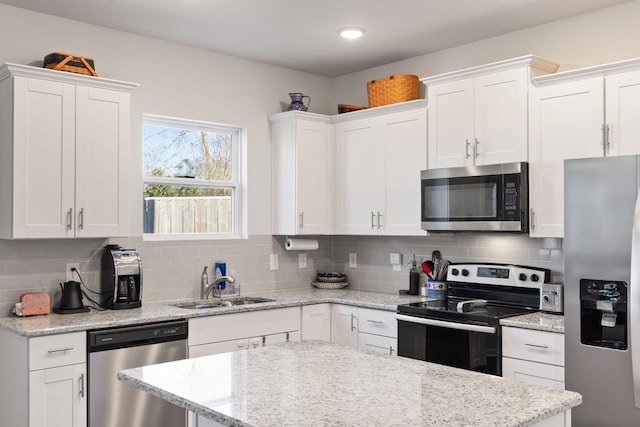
left=531, top=57, right=640, bottom=86
left=420, top=54, right=559, bottom=86
left=0, top=63, right=139, bottom=92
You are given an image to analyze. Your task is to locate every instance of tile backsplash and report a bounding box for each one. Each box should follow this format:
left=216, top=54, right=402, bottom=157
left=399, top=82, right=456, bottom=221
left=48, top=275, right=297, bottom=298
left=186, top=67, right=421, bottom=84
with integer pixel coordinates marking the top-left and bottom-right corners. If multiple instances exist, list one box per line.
left=0, top=233, right=562, bottom=317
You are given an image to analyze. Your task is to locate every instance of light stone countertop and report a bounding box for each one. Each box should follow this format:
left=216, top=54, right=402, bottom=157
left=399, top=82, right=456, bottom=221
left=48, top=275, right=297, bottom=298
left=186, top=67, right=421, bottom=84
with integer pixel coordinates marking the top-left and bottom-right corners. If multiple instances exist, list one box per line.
left=500, top=312, right=565, bottom=333
left=0, top=289, right=426, bottom=337
left=118, top=340, right=582, bottom=427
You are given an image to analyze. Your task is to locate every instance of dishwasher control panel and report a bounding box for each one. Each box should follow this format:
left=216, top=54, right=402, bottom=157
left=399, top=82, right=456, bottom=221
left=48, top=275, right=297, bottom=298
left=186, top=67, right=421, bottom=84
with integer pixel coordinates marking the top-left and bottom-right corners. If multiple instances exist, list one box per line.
left=88, top=320, right=188, bottom=352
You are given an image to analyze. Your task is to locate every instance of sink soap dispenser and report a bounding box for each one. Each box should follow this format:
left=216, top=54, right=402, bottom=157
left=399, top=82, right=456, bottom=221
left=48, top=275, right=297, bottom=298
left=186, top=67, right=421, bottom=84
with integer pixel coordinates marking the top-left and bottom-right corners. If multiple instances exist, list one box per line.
left=409, top=255, right=420, bottom=296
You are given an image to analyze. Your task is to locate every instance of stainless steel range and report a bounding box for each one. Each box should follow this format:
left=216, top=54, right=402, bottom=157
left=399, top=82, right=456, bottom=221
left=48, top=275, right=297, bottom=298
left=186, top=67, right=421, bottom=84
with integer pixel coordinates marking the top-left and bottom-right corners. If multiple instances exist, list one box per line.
left=396, top=263, right=553, bottom=375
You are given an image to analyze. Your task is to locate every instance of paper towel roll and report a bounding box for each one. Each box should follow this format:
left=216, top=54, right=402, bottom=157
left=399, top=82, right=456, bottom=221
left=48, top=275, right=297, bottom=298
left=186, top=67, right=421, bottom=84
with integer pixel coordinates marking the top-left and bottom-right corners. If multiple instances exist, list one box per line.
left=285, top=238, right=319, bottom=251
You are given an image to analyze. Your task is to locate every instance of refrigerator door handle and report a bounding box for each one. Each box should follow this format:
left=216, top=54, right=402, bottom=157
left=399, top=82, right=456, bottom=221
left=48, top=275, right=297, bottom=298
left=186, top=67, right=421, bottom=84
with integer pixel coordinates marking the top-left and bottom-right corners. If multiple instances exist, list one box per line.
left=630, top=186, right=640, bottom=408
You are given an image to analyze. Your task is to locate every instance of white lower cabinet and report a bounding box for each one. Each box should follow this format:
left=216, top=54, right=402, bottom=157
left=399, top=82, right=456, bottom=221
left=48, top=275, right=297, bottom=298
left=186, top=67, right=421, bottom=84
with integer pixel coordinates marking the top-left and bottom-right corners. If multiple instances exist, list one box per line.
left=330, top=304, right=359, bottom=347
left=330, top=305, right=397, bottom=356
left=301, top=303, right=331, bottom=342
left=0, top=329, right=87, bottom=427
left=188, top=308, right=301, bottom=427
left=502, top=326, right=569, bottom=427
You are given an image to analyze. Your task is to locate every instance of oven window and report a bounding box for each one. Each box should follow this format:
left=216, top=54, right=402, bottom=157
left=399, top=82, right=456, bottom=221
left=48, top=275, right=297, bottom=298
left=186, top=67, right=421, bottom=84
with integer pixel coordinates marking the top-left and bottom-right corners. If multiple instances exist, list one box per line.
left=422, top=175, right=501, bottom=221
left=426, top=326, right=499, bottom=375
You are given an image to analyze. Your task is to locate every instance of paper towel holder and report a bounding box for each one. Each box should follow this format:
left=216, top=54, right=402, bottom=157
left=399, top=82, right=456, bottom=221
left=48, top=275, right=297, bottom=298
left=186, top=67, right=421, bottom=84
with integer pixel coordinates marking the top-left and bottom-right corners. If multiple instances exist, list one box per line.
left=284, top=236, right=319, bottom=251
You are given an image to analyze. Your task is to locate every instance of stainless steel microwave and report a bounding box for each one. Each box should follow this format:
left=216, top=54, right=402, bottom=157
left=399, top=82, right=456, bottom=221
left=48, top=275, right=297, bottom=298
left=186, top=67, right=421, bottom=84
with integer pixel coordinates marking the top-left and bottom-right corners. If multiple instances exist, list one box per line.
left=420, top=162, right=528, bottom=232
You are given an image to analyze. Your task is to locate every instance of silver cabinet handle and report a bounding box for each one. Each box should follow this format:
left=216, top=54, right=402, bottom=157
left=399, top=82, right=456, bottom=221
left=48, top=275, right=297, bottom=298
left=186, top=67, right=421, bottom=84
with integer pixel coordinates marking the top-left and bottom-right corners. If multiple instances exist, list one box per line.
left=286, top=332, right=290, bottom=342
left=237, top=340, right=248, bottom=348
left=465, top=139, right=471, bottom=159
left=377, top=212, right=383, bottom=229
left=474, top=138, right=479, bottom=158
left=366, top=319, right=384, bottom=325
left=78, top=208, right=84, bottom=230
left=66, top=208, right=73, bottom=230
left=79, top=373, right=85, bottom=398
left=299, top=212, right=304, bottom=230
left=371, top=212, right=375, bottom=229
left=602, top=124, right=611, bottom=156
left=530, top=209, right=536, bottom=230
left=47, top=347, right=74, bottom=354
left=389, top=346, right=395, bottom=356
left=350, top=313, right=356, bottom=332
left=524, top=342, right=549, bottom=349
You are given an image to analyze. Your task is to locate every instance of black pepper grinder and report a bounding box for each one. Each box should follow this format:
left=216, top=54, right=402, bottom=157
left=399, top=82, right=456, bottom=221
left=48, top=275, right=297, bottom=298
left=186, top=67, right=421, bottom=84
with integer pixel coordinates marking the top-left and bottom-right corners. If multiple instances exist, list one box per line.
left=409, top=255, right=420, bottom=295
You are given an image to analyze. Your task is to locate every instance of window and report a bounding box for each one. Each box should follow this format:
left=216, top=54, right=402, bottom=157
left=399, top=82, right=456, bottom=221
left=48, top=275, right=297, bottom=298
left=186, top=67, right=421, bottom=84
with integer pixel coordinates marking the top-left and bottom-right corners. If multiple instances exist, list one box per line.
left=143, top=114, right=244, bottom=239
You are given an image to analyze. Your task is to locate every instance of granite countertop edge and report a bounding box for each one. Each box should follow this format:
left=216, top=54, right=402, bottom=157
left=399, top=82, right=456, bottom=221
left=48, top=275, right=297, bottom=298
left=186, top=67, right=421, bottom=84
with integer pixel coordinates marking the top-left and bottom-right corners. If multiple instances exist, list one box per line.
left=0, top=288, right=565, bottom=337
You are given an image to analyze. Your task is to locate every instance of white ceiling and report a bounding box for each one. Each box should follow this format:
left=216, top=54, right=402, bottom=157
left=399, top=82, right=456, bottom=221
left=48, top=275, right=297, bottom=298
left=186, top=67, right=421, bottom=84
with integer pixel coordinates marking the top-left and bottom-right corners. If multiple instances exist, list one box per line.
left=0, top=0, right=632, bottom=77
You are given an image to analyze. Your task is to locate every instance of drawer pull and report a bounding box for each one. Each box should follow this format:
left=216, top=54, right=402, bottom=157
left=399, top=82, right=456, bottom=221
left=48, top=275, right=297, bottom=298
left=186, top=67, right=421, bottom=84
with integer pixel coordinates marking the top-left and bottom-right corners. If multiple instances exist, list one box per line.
left=366, top=320, right=384, bottom=325
left=524, top=342, right=549, bottom=349
left=47, top=347, right=74, bottom=354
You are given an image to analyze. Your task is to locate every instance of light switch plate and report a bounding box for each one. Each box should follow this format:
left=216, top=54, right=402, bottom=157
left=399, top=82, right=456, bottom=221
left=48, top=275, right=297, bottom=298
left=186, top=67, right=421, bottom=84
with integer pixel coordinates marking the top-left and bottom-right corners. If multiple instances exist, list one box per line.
left=299, top=253, right=307, bottom=269
left=349, top=253, right=357, bottom=268
left=390, top=253, right=401, bottom=265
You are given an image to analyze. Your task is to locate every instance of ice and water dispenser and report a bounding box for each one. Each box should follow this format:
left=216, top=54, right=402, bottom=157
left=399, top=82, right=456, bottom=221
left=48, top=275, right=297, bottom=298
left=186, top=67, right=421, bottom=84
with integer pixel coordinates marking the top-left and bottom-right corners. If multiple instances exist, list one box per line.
left=580, top=279, right=627, bottom=350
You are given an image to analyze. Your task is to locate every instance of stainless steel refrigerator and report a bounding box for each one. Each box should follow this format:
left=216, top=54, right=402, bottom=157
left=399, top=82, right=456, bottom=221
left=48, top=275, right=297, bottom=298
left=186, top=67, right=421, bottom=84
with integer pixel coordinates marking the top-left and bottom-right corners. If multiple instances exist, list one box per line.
left=565, top=155, right=640, bottom=426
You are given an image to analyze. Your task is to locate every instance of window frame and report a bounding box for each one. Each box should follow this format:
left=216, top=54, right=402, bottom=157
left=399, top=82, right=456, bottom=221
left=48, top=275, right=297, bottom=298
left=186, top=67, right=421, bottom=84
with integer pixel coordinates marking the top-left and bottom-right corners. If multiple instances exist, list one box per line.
left=142, top=113, right=246, bottom=241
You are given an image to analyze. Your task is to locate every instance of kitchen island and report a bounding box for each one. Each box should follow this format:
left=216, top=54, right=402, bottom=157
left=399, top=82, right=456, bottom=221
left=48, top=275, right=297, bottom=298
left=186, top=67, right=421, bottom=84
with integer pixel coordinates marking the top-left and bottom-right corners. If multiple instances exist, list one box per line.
left=118, top=341, right=581, bottom=427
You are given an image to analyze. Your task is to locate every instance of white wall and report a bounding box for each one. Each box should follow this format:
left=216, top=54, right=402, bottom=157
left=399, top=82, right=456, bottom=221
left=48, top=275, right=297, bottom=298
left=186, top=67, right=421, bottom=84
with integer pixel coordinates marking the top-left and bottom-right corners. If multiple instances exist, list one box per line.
left=0, top=2, right=638, bottom=314
left=0, top=3, right=334, bottom=236
left=332, top=1, right=640, bottom=106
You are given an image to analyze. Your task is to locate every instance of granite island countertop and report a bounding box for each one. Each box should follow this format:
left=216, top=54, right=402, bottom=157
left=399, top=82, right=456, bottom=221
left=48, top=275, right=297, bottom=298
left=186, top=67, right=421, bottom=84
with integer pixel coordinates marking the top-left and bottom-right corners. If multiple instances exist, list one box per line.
left=0, top=289, right=426, bottom=337
left=118, top=341, right=581, bottom=427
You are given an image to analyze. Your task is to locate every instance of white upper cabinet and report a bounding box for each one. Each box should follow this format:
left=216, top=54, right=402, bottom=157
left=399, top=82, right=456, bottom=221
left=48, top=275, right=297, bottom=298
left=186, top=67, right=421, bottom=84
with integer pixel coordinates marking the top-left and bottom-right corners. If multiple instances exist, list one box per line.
left=334, top=100, right=427, bottom=236
left=422, top=55, right=559, bottom=169
left=0, top=63, right=137, bottom=239
left=269, top=112, right=334, bottom=235
left=528, top=58, right=640, bottom=237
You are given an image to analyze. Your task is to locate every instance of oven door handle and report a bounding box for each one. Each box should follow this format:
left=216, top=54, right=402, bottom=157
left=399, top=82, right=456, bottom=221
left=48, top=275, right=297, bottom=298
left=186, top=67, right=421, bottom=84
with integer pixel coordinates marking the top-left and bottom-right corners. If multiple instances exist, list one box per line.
left=395, top=314, right=497, bottom=334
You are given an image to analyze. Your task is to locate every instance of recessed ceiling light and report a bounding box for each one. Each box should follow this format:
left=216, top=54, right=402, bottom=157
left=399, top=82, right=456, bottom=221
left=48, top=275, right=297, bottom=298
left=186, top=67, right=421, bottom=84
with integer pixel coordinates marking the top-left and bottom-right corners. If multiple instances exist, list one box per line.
left=338, top=27, right=365, bottom=40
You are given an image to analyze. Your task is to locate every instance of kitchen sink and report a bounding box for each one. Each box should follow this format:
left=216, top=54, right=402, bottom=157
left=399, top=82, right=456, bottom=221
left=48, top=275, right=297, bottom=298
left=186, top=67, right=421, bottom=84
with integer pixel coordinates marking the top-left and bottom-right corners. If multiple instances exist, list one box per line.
left=172, top=296, right=274, bottom=310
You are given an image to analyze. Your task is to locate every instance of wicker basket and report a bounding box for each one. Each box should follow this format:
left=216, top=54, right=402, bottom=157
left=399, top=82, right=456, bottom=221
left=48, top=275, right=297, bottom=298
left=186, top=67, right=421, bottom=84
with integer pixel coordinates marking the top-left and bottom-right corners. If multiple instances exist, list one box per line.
left=367, top=74, right=418, bottom=108
left=43, top=52, right=98, bottom=77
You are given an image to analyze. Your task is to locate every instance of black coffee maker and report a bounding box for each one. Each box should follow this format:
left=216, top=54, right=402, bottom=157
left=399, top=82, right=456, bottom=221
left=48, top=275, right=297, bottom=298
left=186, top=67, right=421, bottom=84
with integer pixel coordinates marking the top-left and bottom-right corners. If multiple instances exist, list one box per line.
left=100, top=245, right=143, bottom=309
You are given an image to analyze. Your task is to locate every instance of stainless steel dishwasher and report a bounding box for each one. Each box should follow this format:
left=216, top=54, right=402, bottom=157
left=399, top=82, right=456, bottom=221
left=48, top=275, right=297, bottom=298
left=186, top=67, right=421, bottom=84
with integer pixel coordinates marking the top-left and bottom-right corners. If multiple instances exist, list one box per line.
left=87, top=320, right=188, bottom=427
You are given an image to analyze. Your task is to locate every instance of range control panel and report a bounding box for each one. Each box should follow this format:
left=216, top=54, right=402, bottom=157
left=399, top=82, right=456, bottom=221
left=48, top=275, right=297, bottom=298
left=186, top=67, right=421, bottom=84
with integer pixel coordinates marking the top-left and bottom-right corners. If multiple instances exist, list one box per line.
left=447, top=263, right=551, bottom=288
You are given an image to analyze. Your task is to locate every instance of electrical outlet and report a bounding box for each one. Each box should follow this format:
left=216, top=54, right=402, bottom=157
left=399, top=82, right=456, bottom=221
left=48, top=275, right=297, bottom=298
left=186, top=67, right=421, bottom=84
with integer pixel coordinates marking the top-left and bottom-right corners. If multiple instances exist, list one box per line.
left=393, top=264, right=402, bottom=272
left=349, top=253, right=357, bottom=268
left=298, top=253, right=307, bottom=269
left=66, top=263, right=80, bottom=281
left=270, top=254, right=279, bottom=271
left=390, top=253, right=401, bottom=265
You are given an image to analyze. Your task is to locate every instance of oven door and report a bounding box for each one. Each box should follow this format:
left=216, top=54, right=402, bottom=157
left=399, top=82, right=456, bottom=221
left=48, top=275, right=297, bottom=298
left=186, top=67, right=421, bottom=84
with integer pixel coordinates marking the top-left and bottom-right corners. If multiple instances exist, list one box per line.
left=396, top=314, right=502, bottom=375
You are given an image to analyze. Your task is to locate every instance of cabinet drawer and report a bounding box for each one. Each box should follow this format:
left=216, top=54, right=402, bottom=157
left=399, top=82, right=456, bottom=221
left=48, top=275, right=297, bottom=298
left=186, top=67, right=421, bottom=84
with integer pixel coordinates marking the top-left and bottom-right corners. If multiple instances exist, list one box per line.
left=358, top=333, right=397, bottom=356
left=502, top=357, right=565, bottom=390
left=358, top=308, right=397, bottom=338
left=29, top=332, right=86, bottom=371
left=189, top=307, right=300, bottom=346
left=502, top=326, right=564, bottom=366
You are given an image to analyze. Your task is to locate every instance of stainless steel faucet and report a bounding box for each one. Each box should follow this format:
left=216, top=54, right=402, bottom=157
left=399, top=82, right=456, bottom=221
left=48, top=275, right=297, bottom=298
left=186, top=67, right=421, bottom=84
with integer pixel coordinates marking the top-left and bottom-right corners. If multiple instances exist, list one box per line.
left=203, top=275, right=236, bottom=299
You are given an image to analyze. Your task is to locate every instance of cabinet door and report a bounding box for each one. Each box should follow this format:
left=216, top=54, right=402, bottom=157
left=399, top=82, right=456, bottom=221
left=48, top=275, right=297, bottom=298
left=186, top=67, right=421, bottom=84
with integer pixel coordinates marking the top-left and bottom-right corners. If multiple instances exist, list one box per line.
left=75, top=86, right=130, bottom=237
left=358, top=333, right=397, bottom=356
left=301, top=304, right=331, bottom=342
left=528, top=78, right=604, bottom=237
left=330, top=304, right=358, bottom=347
left=427, top=78, right=475, bottom=168
left=295, top=119, right=332, bottom=234
left=378, top=109, right=427, bottom=236
left=605, top=70, right=640, bottom=157
left=12, top=76, right=76, bottom=238
left=335, top=119, right=379, bottom=235
left=474, top=68, right=529, bottom=165
left=29, top=363, right=87, bottom=427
